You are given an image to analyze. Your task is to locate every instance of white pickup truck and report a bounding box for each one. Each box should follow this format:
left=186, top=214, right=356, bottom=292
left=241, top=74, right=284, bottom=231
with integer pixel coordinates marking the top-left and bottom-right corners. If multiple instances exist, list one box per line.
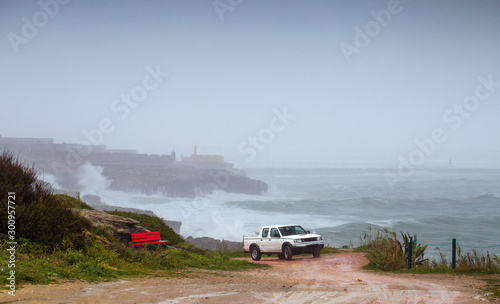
left=243, top=224, right=324, bottom=261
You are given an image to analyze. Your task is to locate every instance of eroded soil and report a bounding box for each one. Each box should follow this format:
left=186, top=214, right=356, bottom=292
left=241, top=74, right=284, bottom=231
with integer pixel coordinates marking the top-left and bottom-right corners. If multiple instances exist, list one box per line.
left=1, top=252, right=496, bottom=304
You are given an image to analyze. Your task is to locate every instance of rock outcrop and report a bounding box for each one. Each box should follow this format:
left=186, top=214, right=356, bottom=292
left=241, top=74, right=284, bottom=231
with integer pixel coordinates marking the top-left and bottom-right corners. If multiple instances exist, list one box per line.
left=77, top=209, right=150, bottom=243
left=185, top=236, right=242, bottom=252
left=102, top=165, right=268, bottom=197
left=77, top=208, right=243, bottom=252
left=81, top=194, right=182, bottom=233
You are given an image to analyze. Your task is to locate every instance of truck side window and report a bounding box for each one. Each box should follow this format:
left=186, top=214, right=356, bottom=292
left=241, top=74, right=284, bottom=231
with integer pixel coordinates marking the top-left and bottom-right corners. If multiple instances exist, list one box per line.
left=271, top=228, right=280, bottom=238
left=262, top=228, right=269, bottom=238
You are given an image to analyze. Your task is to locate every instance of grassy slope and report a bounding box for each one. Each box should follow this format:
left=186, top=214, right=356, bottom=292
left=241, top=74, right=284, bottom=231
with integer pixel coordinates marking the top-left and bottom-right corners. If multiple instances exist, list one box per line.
left=0, top=194, right=267, bottom=287
left=105, top=210, right=184, bottom=246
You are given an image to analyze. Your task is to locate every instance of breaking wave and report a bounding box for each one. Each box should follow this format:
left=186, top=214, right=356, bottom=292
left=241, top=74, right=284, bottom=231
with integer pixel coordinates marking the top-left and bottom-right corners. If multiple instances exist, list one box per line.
left=47, top=164, right=500, bottom=255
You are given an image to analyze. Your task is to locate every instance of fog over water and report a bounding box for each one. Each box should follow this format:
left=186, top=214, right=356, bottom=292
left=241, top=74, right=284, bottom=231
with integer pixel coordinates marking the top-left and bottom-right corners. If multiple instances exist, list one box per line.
left=1, top=0, right=500, bottom=168
left=48, top=163, right=500, bottom=260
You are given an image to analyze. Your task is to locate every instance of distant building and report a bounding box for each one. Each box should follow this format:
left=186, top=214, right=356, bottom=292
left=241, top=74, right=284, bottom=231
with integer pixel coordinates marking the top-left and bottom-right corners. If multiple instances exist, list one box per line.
left=0, top=136, right=175, bottom=170
left=180, top=145, right=229, bottom=169
left=181, top=145, right=224, bottom=163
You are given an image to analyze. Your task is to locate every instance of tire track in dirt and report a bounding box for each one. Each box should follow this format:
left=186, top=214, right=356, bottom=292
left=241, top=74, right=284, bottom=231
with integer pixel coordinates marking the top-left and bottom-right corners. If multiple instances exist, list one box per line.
left=4, top=252, right=487, bottom=303
left=247, top=252, right=480, bottom=303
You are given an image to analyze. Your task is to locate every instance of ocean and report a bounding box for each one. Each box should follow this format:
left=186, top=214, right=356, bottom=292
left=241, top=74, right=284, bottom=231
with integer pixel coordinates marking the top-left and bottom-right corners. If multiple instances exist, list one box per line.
left=76, top=166, right=500, bottom=260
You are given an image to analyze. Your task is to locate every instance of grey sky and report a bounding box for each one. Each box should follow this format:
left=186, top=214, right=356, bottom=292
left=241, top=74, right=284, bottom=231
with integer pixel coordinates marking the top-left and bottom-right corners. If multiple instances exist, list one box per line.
left=1, top=0, right=499, bottom=167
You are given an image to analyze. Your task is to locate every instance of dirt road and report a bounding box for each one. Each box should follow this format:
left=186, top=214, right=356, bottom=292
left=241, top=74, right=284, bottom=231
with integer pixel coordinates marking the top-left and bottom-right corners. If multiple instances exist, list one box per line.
left=1, top=252, right=493, bottom=303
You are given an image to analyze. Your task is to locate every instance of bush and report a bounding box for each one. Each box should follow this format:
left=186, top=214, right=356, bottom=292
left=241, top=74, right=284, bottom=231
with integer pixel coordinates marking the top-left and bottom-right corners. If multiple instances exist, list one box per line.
left=359, top=226, right=499, bottom=273
left=360, top=226, right=427, bottom=271
left=0, top=151, right=51, bottom=232
left=0, top=151, right=92, bottom=251
left=18, top=197, right=92, bottom=250
left=54, top=193, right=94, bottom=210
left=457, top=247, right=500, bottom=270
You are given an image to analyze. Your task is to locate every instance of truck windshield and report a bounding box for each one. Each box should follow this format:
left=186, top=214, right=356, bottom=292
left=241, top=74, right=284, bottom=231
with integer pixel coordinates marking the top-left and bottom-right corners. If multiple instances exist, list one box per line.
left=279, top=225, right=307, bottom=236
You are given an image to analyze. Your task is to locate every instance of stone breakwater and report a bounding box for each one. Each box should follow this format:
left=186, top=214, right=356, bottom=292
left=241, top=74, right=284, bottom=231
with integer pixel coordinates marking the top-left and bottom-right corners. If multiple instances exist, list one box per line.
left=102, top=165, right=268, bottom=197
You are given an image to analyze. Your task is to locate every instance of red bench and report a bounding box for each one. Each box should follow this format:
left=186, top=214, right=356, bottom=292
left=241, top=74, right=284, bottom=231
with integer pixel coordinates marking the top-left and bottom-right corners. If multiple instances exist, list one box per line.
left=131, top=231, right=170, bottom=246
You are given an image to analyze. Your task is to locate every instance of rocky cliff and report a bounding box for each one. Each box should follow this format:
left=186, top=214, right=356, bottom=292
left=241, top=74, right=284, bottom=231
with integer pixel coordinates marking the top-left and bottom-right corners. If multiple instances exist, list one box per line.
left=82, top=194, right=182, bottom=233
left=102, top=165, right=268, bottom=197
left=76, top=209, right=245, bottom=254
left=77, top=209, right=150, bottom=244
left=185, top=236, right=243, bottom=252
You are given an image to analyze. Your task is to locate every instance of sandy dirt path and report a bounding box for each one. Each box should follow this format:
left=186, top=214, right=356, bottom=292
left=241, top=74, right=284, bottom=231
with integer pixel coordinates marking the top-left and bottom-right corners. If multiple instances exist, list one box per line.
left=1, top=252, right=493, bottom=304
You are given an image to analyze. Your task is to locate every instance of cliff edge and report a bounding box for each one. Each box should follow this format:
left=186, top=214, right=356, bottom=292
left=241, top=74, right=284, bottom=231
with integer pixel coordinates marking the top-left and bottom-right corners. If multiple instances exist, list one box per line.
left=0, top=136, right=268, bottom=198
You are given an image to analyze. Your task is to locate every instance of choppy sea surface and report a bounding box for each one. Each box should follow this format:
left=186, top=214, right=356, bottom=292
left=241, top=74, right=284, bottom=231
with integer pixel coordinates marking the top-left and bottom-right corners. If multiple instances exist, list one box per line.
left=87, top=167, right=500, bottom=259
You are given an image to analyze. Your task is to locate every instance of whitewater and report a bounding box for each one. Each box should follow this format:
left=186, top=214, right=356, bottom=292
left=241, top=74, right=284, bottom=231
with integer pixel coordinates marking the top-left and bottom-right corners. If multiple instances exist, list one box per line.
left=51, top=165, right=500, bottom=259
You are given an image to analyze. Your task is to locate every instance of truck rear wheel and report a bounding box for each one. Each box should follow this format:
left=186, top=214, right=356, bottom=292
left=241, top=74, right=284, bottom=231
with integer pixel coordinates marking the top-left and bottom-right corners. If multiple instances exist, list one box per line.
left=250, top=246, right=262, bottom=261
left=277, top=253, right=285, bottom=260
left=283, top=245, right=293, bottom=261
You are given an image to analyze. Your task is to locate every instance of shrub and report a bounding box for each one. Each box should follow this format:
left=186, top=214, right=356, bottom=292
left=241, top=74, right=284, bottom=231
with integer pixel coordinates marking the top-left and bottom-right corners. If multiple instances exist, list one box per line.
left=66, top=250, right=86, bottom=265
left=0, top=151, right=92, bottom=251
left=360, top=226, right=499, bottom=273
left=54, top=194, right=94, bottom=210
left=457, top=247, right=500, bottom=270
left=360, top=227, right=427, bottom=271
left=0, top=151, right=51, bottom=233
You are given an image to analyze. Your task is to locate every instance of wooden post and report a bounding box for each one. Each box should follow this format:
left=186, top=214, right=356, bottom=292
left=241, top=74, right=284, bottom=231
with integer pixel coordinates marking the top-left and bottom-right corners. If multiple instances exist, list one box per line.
left=408, top=236, right=413, bottom=270
left=452, top=238, right=456, bottom=269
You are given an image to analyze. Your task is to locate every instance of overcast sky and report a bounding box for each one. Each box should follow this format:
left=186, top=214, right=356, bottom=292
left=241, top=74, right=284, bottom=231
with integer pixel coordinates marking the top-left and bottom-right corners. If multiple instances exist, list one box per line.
left=1, top=0, right=499, bottom=168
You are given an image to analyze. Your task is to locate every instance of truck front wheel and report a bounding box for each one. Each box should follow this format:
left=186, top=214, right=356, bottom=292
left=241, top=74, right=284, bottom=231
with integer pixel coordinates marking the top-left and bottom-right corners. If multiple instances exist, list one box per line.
left=313, top=247, right=321, bottom=258
left=283, top=245, right=293, bottom=261
left=250, top=246, right=262, bottom=261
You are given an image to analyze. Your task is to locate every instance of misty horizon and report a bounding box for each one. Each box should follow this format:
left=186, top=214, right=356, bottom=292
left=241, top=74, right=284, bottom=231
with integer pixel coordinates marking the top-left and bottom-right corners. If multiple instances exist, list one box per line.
left=1, top=0, right=499, bottom=169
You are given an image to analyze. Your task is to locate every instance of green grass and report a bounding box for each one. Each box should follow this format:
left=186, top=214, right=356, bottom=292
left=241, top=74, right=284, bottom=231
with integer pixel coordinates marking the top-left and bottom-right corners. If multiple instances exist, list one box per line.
left=1, top=239, right=146, bottom=285
left=322, top=246, right=341, bottom=254
left=0, top=237, right=268, bottom=287
left=483, top=278, right=500, bottom=301
left=222, top=251, right=251, bottom=258
left=353, top=245, right=369, bottom=253
left=0, top=206, right=267, bottom=288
